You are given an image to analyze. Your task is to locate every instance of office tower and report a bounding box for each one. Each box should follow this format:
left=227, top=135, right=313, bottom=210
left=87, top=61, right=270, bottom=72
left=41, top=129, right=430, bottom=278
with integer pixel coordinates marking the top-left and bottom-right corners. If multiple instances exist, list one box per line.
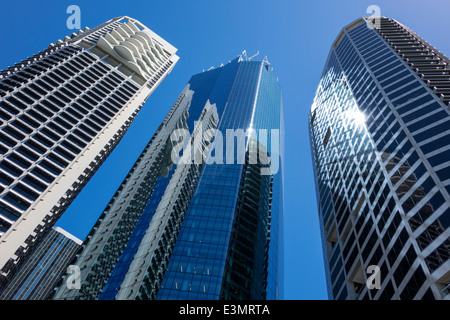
left=309, top=16, right=450, bottom=300
left=0, top=226, right=81, bottom=300
left=0, top=16, right=179, bottom=289
left=54, top=54, right=284, bottom=300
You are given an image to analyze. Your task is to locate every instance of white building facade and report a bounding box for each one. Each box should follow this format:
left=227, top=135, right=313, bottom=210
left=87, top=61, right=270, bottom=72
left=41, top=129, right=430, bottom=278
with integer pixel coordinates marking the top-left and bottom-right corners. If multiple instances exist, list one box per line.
left=0, top=16, right=179, bottom=288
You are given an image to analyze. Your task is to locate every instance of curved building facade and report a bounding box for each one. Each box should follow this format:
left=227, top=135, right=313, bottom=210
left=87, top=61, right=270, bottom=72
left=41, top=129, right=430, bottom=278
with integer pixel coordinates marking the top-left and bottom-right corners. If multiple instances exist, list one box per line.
left=0, top=16, right=178, bottom=290
left=309, top=17, right=449, bottom=300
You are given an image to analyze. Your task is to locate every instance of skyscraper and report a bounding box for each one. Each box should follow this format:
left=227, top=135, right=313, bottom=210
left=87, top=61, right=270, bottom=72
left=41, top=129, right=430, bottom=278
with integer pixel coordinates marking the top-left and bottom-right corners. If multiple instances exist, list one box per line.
left=309, top=16, right=449, bottom=300
left=0, top=16, right=178, bottom=288
left=0, top=226, right=81, bottom=300
left=54, top=54, right=284, bottom=300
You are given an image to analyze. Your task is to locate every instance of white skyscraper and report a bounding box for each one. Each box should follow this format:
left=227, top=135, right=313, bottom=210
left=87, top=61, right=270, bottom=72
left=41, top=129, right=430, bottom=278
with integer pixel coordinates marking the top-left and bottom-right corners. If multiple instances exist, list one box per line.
left=0, top=16, right=179, bottom=288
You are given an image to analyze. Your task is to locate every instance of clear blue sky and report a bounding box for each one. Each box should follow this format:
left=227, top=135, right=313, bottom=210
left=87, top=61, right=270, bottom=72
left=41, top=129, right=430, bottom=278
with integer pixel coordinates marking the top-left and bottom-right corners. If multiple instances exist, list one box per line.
left=0, top=0, right=448, bottom=300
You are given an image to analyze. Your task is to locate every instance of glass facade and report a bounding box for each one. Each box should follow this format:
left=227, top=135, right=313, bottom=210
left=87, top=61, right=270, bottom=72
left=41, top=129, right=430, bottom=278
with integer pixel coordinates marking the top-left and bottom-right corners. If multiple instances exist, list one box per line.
left=53, top=56, right=284, bottom=300
left=309, top=17, right=449, bottom=300
left=156, top=59, right=284, bottom=300
left=0, top=227, right=81, bottom=300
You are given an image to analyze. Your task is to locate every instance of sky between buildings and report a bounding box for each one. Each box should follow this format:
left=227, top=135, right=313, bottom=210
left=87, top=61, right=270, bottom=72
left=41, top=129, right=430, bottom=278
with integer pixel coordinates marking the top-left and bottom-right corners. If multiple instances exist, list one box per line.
left=0, top=0, right=448, bottom=300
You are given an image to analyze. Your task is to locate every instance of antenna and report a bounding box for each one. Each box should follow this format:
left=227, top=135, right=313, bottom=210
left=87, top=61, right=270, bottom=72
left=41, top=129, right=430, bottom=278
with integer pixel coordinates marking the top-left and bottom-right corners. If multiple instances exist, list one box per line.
left=248, top=51, right=260, bottom=61
left=241, top=50, right=248, bottom=61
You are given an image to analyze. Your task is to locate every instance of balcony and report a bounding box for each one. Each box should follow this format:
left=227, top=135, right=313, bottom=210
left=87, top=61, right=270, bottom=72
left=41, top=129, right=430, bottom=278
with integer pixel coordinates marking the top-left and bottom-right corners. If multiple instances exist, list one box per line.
left=374, top=17, right=450, bottom=105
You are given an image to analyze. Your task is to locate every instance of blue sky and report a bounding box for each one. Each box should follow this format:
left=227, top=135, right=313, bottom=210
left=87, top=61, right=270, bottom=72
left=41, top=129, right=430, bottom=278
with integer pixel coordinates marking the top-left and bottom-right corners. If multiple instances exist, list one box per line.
left=0, top=0, right=449, bottom=300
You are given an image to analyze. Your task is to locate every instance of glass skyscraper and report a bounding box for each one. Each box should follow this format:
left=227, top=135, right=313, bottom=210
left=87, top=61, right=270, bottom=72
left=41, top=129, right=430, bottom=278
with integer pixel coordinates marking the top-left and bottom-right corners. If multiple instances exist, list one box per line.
left=0, top=16, right=178, bottom=290
left=54, top=54, right=284, bottom=300
left=309, top=16, right=449, bottom=300
left=0, top=226, right=81, bottom=300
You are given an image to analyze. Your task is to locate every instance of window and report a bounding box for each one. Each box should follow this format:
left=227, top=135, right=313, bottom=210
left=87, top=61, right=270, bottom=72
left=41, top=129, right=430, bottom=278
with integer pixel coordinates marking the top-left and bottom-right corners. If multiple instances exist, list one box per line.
left=399, top=267, right=426, bottom=300
left=33, top=133, right=53, bottom=147
left=420, top=135, right=449, bottom=154
left=38, top=159, right=62, bottom=175
left=428, top=150, right=450, bottom=167
left=0, top=160, right=23, bottom=177
left=3, top=191, right=30, bottom=210
left=12, top=182, right=39, bottom=201
left=47, top=152, right=69, bottom=168
left=414, top=121, right=450, bottom=143
left=8, top=96, right=28, bottom=111
left=9, top=153, right=31, bottom=169
left=30, top=167, right=54, bottom=184
left=16, top=146, right=39, bottom=162
left=4, top=125, right=25, bottom=140
left=66, top=134, right=86, bottom=149
left=323, top=127, right=331, bottom=147
left=0, top=101, right=20, bottom=116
